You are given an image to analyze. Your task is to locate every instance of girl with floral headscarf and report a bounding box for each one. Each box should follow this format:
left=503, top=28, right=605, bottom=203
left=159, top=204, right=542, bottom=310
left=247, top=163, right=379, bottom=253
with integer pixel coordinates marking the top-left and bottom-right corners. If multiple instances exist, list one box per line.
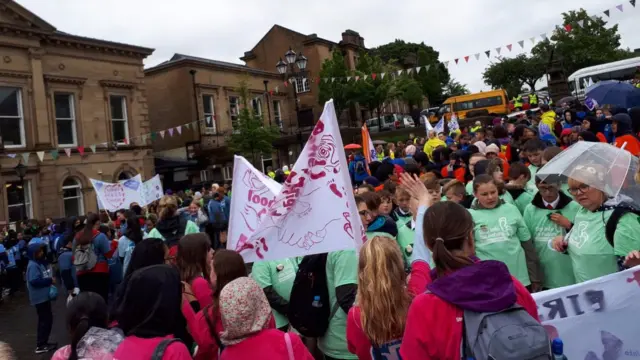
left=218, top=277, right=313, bottom=360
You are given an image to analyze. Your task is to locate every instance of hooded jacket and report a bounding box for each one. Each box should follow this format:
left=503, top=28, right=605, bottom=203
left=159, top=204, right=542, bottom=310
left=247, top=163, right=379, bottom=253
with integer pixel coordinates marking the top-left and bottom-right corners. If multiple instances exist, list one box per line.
left=539, top=110, right=557, bottom=139
left=349, top=155, right=369, bottom=183
left=146, top=216, right=199, bottom=247
left=366, top=215, right=398, bottom=239
left=26, top=242, right=53, bottom=305
left=613, top=113, right=640, bottom=156
left=400, top=260, right=539, bottom=359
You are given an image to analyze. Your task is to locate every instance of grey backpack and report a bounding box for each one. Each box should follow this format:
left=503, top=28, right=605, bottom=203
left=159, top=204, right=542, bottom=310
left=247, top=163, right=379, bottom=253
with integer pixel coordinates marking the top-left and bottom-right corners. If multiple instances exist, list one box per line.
left=461, top=304, right=551, bottom=360
left=151, top=338, right=182, bottom=360
left=73, top=242, right=97, bottom=272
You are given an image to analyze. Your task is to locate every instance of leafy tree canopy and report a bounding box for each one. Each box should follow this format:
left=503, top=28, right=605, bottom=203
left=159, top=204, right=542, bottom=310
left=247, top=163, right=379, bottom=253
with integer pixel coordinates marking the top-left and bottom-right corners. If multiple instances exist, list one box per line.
left=318, top=50, right=350, bottom=117
left=442, top=79, right=471, bottom=99
left=483, top=54, right=546, bottom=97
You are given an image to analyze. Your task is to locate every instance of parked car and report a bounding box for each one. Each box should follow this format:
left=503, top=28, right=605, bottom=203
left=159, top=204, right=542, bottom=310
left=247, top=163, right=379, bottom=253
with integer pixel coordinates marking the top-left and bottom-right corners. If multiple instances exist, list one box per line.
left=366, top=114, right=409, bottom=132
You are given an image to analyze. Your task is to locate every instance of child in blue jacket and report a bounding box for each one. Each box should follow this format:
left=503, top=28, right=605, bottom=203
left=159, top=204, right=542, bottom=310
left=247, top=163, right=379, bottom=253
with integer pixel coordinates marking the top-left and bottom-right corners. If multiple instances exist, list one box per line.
left=26, top=242, right=57, bottom=354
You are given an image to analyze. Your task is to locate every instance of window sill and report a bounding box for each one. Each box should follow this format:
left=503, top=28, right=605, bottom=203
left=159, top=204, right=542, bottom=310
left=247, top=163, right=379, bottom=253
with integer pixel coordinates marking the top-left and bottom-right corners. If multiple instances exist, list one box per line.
left=204, top=128, right=217, bottom=135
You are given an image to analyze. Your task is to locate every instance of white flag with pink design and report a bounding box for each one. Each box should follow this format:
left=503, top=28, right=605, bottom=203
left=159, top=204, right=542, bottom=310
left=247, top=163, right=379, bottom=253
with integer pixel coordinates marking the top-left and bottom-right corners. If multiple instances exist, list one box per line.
left=227, top=100, right=366, bottom=263
left=90, top=174, right=144, bottom=211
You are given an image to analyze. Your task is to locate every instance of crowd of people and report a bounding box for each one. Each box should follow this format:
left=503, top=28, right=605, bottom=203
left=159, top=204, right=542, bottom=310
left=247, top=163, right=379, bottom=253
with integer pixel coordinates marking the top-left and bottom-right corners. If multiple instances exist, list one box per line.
left=0, top=101, right=639, bottom=359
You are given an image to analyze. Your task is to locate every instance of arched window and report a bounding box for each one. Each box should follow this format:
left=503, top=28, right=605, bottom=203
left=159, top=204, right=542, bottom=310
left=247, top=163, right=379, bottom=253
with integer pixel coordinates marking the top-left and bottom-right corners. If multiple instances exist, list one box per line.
left=63, top=178, right=83, bottom=217
left=118, top=171, right=133, bottom=181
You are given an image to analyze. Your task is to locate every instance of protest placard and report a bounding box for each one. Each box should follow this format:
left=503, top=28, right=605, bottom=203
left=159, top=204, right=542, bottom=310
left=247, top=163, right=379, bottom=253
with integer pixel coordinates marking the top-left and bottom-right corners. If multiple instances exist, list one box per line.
left=90, top=175, right=144, bottom=211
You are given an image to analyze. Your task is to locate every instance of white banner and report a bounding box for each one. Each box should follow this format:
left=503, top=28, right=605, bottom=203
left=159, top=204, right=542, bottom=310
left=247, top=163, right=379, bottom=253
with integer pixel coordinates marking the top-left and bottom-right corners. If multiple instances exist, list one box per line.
left=90, top=175, right=144, bottom=211
left=532, top=266, right=640, bottom=359
left=228, top=100, right=366, bottom=263
left=142, top=175, right=163, bottom=205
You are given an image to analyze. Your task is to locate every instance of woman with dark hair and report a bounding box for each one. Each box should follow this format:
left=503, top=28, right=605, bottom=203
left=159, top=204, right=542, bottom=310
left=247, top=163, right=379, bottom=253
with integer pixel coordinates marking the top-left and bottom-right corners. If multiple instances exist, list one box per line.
left=581, top=115, right=607, bottom=142
left=74, top=213, right=114, bottom=302
left=176, top=233, right=213, bottom=308
left=113, top=265, right=192, bottom=359
left=117, top=211, right=144, bottom=276
left=146, top=196, right=198, bottom=255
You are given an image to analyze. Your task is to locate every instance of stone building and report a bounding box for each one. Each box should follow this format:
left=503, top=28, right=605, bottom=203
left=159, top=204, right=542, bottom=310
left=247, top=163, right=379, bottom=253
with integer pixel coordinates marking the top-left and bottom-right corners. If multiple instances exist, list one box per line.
left=0, top=0, right=154, bottom=222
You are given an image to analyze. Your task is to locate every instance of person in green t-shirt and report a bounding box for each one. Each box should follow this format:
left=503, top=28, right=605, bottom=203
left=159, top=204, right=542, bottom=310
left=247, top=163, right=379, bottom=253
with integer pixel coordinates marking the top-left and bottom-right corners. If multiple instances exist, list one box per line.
left=551, top=166, right=640, bottom=283
left=251, top=257, right=300, bottom=331
left=468, top=175, right=542, bottom=290
left=465, top=153, right=487, bottom=195
left=470, top=159, right=516, bottom=206
left=523, top=177, right=579, bottom=289
left=505, top=162, right=535, bottom=215
left=523, top=138, right=547, bottom=193
left=144, top=196, right=200, bottom=243
left=390, top=186, right=413, bottom=227
left=541, top=146, right=570, bottom=195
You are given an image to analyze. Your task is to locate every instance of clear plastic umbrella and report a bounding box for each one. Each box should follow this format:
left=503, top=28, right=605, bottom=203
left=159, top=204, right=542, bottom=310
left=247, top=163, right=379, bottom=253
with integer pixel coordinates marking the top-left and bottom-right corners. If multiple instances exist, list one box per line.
left=536, top=141, right=640, bottom=208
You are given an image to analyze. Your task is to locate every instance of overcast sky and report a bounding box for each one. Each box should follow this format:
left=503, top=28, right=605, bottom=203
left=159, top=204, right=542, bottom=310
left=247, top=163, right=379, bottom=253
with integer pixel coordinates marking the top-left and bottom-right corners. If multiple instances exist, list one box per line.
left=17, top=0, right=640, bottom=93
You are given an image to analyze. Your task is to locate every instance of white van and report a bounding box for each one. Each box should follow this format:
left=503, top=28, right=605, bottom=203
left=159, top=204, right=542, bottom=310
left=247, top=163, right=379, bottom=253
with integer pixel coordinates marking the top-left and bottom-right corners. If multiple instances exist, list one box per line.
left=568, top=56, right=640, bottom=100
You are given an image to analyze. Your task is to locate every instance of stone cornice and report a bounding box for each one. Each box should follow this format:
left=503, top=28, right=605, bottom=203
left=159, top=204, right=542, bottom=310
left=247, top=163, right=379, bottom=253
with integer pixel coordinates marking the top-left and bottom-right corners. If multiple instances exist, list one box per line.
left=44, top=74, right=87, bottom=85
left=0, top=69, right=31, bottom=79
left=99, top=80, right=137, bottom=89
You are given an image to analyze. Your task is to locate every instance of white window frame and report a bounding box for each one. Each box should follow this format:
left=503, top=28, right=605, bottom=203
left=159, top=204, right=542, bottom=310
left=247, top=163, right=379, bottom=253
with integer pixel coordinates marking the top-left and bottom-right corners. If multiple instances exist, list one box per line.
left=202, top=94, right=216, bottom=135
left=0, top=87, right=25, bottom=149
left=251, top=98, right=262, bottom=117
left=62, top=178, right=84, bottom=217
left=7, top=180, right=32, bottom=222
left=222, top=166, right=232, bottom=180
left=273, top=100, right=283, bottom=130
left=54, top=93, right=77, bottom=147
left=294, top=78, right=311, bottom=94
left=200, top=169, right=213, bottom=182
left=109, top=95, right=129, bottom=145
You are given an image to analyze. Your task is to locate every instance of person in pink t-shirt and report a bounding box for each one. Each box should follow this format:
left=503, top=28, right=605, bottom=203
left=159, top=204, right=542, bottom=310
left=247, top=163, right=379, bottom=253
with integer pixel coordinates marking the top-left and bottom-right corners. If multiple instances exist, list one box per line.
left=176, top=233, right=214, bottom=309
left=113, top=265, right=192, bottom=360
left=218, top=277, right=313, bottom=360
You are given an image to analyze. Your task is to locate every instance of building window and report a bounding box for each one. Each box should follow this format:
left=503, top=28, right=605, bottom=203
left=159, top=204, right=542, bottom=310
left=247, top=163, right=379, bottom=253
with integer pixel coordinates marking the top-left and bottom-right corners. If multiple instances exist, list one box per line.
left=54, top=93, right=77, bottom=146
left=200, top=169, right=213, bottom=182
left=222, top=166, right=232, bottom=180
left=273, top=100, right=283, bottom=130
left=118, top=171, right=134, bottom=181
left=0, top=87, right=25, bottom=148
left=6, top=180, right=32, bottom=223
left=62, top=178, right=83, bottom=217
left=294, top=78, right=310, bottom=94
left=251, top=98, right=262, bottom=117
left=229, top=96, right=239, bottom=130
left=202, top=95, right=216, bottom=135
left=109, top=95, right=129, bottom=144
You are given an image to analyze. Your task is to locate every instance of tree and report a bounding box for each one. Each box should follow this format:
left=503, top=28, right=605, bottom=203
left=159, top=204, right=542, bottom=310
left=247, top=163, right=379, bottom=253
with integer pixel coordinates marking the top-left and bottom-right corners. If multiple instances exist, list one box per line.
left=318, top=50, right=350, bottom=117
left=482, top=54, right=546, bottom=97
left=442, top=79, right=470, bottom=98
left=370, top=40, right=450, bottom=103
left=531, top=9, right=634, bottom=77
left=395, top=75, right=424, bottom=108
left=349, top=53, right=394, bottom=127
left=228, top=79, right=280, bottom=166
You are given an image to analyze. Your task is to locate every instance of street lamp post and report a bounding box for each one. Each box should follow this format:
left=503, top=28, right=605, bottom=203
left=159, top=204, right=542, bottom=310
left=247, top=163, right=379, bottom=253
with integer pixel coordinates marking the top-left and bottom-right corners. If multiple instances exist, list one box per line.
left=14, top=161, right=27, bottom=221
left=276, top=47, right=308, bottom=147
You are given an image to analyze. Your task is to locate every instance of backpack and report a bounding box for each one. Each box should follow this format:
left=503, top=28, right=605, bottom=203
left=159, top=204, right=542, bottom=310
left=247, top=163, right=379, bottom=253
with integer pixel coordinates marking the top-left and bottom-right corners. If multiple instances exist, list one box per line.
left=151, top=338, right=183, bottom=360
left=355, top=160, right=367, bottom=177
left=461, top=304, right=551, bottom=360
left=73, top=237, right=98, bottom=272
left=162, top=217, right=188, bottom=248
left=605, top=206, right=640, bottom=247
left=288, top=253, right=340, bottom=337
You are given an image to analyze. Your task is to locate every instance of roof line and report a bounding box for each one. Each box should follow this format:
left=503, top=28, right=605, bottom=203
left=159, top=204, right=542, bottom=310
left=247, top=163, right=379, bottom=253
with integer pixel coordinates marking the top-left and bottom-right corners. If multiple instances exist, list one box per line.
left=145, top=54, right=282, bottom=78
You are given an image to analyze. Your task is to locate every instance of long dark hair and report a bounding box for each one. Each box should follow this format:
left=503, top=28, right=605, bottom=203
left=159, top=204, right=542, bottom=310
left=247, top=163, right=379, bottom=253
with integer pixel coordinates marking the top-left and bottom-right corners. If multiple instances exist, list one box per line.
left=77, top=213, right=100, bottom=245
left=67, top=292, right=108, bottom=360
left=423, top=201, right=475, bottom=278
left=123, top=238, right=167, bottom=279
left=124, top=211, right=143, bottom=245
left=176, top=233, right=211, bottom=284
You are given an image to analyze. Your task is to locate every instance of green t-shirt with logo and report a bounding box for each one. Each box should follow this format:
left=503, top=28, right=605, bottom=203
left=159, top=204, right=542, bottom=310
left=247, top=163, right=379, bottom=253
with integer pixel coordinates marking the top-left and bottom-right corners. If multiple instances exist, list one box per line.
left=251, top=257, right=300, bottom=329
left=567, top=207, right=640, bottom=283
left=394, top=214, right=413, bottom=229
left=469, top=203, right=532, bottom=286
left=319, top=250, right=358, bottom=359
left=523, top=201, right=579, bottom=289
left=526, top=164, right=539, bottom=193
left=466, top=181, right=474, bottom=195
left=396, top=221, right=416, bottom=267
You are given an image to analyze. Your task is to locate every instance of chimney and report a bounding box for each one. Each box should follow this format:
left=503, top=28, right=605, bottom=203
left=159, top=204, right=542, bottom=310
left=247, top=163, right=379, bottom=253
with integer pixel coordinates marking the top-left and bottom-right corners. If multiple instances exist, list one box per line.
left=341, top=30, right=365, bottom=48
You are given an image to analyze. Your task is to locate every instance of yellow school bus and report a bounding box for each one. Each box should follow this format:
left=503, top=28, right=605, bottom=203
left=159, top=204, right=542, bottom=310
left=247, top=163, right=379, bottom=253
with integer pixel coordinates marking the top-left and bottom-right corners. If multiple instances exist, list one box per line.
left=432, top=89, right=510, bottom=121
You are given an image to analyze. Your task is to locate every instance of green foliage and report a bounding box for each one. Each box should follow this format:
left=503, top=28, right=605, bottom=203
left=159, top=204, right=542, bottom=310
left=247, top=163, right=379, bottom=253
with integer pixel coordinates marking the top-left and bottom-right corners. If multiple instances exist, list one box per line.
left=395, top=75, right=424, bottom=108
left=318, top=50, right=350, bottom=116
left=228, top=79, right=279, bottom=165
left=483, top=54, right=546, bottom=97
left=349, top=53, right=394, bottom=117
left=442, top=79, right=471, bottom=98
left=531, top=9, right=634, bottom=76
left=370, top=40, right=451, bottom=103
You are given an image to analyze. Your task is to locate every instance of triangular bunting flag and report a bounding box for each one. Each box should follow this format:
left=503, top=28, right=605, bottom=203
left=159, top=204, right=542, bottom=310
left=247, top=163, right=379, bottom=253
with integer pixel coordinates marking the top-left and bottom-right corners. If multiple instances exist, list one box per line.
left=101, top=142, right=108, bottom=148
left=77, top=146, right=85, bottom=156
left=397, top=69, right=403, bottom=76
left=630, top=0, right=636, bottom=8
left=485, top=50, right=491, bottom=58
left=577, top=20, right=584, bottom=28
left=354, top=76, right=360, bottom=81
left=464, top=56, right=469, bottom=63
left=518, top=40, right=524, bottom=48
left=407, top=68, right=413, bottom=75
left=21, top=152, right=29, bottom=164
left=269, top=90, right=273, bottom=96
left=176, top=126, right=182, bottom=135
left=64, top=148, right=72, bottom=157
left=604, top=9, right=610, bottom=17
left=159, top=130, right=165, bottom=139
left=590, top=15, right=600, bottom=23
left=363, top=75, right=368, bottom=80
left=275, top=86, right=279, bottom=93
left=50, top=150, right=59, bottom=160
left=323, top=78, right=329, bottom=83
left=168, top=128, right=174, bottom=137
left=185, top=123, right=191, bottom=130
left=371, top=73, right=377, bottom=80
left=454, top=58, right=459, bottom=64
left=616, top=4, right=623, bottom=11
left=36, top=151, right=45, bottom=162
left=380, top=73, right=386, bottom=79
left=122, top=137, right=129, bottom=145
left=495, top=47, right=501, bottom=55
left=347, top=76, right=351, bottom=81
left=415, top=66, right=422, bottom=74
left=506, top=44, right=513, bottom=51
left=564, top=24, right=572, bottom=32
left=316, top=77, right=320, bottom=84
left=540, top=33, right=547, bottom=40
left=90, top=145, right=97, bottom=153
left=474, top=53, right=480, bottom=60
left=529, top=37, right=536, bottom=44
left=283, top=81, right=288, bottom=87
left=331, top=78, right=335, bottom=83
left=6, top=153, right=16, bottom=158
left=150, top=133, right=156, bottom=141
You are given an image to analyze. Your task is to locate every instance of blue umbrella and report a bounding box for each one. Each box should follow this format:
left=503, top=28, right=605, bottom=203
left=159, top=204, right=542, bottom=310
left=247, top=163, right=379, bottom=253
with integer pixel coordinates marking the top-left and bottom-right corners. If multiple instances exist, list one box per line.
left=585, top=80, right=640, bottom=109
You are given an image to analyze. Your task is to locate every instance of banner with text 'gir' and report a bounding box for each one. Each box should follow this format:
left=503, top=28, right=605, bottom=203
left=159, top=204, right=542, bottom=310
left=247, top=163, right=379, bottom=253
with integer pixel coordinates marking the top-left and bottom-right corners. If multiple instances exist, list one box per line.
left=532, top=266, right=640, bottom=359
left=230, top=100, right=366, bottom=263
